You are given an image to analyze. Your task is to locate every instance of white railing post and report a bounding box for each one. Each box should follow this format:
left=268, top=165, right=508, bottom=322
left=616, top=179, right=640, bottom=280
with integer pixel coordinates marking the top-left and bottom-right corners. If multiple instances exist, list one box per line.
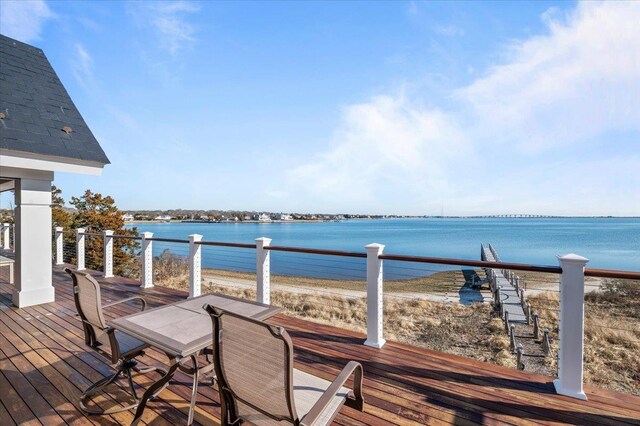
left=141, top=232, right=154, bottom=288
left=55, top=227, right=63, bottom=265
left=2, top=223, right=10, bottom=250
left=364, top=243, right=385, bottom=348
left=255, top=237, right=272, bottom=304
left=189, top=234, right=203, bottom=298
left=554, top=253, right=589, bottom=400
left=76, top=228, right=85, bottom=270
left=103, top=230, right=114, bottom=278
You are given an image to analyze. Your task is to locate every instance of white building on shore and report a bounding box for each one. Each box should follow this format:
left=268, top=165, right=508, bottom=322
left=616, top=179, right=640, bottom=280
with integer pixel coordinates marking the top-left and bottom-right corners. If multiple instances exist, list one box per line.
left=258, top=213, right=271, bottom=222
left=274, top=213, right=293, bottom=221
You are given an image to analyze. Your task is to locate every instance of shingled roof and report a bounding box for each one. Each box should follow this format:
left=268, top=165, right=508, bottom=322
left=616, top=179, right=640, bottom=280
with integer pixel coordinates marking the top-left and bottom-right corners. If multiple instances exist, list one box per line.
left=0, top=34, right=109, bottom=165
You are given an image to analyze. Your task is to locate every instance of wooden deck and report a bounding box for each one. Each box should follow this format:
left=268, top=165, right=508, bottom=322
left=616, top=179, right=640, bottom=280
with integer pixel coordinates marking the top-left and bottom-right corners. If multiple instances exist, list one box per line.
left=1, top=265, right=639, bottom=425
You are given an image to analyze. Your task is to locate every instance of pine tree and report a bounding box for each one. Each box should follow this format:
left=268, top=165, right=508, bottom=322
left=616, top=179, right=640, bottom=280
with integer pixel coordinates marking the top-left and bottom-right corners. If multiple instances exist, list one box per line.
left=68, top=189, right=140, bottom=276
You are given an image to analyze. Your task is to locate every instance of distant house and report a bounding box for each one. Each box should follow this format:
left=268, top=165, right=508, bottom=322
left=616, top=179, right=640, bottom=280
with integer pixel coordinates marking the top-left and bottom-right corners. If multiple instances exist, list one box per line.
left=274, top=213, right=293, bottom=221
left=154, top=215, right=172, bottom=222
left=243, top=215, right=252, bottom=221
left=258, top=213, right=272, bottom=222
left=122, top=213, right=134, bottom=221
left=0, top=35, right=110, bottom=307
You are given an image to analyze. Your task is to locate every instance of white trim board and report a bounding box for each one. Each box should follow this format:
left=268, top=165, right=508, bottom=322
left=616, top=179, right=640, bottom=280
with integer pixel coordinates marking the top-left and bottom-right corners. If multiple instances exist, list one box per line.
left=0, top=150, right=106, bottom=176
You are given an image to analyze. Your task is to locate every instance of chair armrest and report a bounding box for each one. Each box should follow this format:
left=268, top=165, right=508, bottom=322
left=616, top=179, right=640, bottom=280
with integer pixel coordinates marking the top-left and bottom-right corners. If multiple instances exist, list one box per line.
left=301, top=361, right=364, bottom=425
left=104, top=326, right=123, bottom=364
left=103, top=296, right=147, bottom=311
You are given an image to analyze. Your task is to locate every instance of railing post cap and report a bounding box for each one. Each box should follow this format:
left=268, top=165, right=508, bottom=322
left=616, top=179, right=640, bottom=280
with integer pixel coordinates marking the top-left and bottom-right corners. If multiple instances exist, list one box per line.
left=189, top=233, right=203, bottom=242
left=141, top=231, right=153, bottom=238
left=103, top=229, right=114, bottom=236
left=76, top=227, right=85, bottom=233
left=255, top=237, right=272, bottom=243
left=365, top=243, right=385, bottom=251
left=557, top=253, right=589, bottom=265
left=55, top=226, right=63, bottom=231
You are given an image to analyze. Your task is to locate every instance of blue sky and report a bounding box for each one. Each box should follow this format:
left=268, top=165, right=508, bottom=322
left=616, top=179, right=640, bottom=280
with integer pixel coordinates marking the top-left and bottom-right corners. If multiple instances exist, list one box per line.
left=1, top=1, right=639, bottom=215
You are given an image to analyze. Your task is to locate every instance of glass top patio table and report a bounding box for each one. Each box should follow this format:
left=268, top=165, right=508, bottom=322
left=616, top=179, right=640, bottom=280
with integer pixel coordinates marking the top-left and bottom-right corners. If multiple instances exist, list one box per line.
left=109, top=292, right=282, bottom=358
left=110, top=293, right=281, bottom=425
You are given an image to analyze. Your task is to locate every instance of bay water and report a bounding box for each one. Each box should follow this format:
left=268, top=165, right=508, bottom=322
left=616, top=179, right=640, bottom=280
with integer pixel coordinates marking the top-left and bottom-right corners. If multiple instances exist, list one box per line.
left=126, top=218, right=639, bottom=280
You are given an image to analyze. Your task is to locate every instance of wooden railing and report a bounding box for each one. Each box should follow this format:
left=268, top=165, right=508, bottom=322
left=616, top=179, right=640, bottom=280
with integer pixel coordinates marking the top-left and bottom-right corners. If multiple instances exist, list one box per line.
left=54, top=227, right=640, bottom=401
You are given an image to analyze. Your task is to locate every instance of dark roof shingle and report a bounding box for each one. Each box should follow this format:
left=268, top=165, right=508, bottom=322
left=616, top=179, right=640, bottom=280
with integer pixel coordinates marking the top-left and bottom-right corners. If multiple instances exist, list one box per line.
left=0, top=34, right=110, bottom=165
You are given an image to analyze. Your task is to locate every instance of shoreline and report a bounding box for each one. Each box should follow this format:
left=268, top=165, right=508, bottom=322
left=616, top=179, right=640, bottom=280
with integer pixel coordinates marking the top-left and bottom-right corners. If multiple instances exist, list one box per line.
left=126, top=219, right=343, bottom=224
left=123, top=217, right=640, bottom=225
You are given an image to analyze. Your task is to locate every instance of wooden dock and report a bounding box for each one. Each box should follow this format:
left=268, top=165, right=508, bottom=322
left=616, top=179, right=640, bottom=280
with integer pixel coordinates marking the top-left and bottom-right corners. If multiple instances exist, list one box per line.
left=1, top=264, right=639, bottom=425
left=482, top=244, right=527, bottom=323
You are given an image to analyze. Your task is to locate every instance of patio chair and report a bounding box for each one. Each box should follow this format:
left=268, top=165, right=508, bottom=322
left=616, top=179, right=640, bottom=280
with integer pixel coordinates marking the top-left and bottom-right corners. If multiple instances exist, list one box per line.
left=65, top=268, right=167, bottom=414
left=204, top=305, right=365, bottom=425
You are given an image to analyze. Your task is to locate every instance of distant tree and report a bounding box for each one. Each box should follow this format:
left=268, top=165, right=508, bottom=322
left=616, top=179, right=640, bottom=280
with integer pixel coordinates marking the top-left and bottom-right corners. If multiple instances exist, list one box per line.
left=51, top=185, right=72, bottom=229
left=69, top=189, right=140, bottom=276
left=0, top=208, right=13, bottom=224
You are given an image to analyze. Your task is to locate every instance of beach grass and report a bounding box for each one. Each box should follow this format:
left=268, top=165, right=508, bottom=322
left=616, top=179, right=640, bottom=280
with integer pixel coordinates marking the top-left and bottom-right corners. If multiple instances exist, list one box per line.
left=201, top=267, right=478, bottom=294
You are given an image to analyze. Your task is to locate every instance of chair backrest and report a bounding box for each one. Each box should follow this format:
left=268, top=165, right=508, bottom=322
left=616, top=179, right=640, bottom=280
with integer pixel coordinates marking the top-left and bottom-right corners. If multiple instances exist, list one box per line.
left=65, top=268, right=107, bottom=347
left=206, top=306, right=299, bottom=424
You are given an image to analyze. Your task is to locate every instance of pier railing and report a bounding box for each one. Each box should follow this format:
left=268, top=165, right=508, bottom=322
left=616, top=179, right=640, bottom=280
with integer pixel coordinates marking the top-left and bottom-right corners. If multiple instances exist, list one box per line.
left=52, top=227, right=640, bottom=400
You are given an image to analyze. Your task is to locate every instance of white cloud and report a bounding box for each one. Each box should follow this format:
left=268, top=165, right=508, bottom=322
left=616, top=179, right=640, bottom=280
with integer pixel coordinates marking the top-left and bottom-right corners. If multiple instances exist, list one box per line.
left=278, top=1, right=640, bottom=216
left=75, top=16, right=102, bottom=32
left=125, top=1, right=200, bottom=83
left=434, top=24, right=465, bottom=37
left=278, top=95, right=468, bottom=213
left=0, top=0, right=54, bottom=43
left=72, top=43, right=93, bottom=85
left=131, top=1, right=200, bottom=56
left=457, top=1, right=640, bottom=152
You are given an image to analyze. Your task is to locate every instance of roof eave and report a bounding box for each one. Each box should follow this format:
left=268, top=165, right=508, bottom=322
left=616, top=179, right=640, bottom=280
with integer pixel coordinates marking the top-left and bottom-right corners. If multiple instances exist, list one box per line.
left=0, top=149, right=108, bottom=176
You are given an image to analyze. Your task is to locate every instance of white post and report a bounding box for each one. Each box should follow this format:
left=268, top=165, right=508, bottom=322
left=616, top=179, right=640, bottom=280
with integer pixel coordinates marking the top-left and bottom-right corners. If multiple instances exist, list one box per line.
left=554, top=253, right=589, bottom=400
left=189, top=234, right=203, bottom=298
left=11, top=174, right=55, bottom=307
left=255, top=237, right=272, bottom=304
left=364, top=243, right=385, bottom=348
left=2, top=223, right=9, bottom=249
left=103, top=230, right=114, bottom=278
left=76, top=228, right=85, bottom=271
left=141, top=232, right=154, bottom=288
left=55, top=227, right=63, bottom=265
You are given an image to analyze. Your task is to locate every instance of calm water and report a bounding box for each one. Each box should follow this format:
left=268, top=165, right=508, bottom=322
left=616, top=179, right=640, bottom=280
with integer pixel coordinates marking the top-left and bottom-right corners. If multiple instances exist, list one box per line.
left=126, top=218, right=640, bottom=280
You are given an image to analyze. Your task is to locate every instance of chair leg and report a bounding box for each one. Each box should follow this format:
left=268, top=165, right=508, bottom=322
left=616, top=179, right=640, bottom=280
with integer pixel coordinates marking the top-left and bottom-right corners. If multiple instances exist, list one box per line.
left=80, top=367, right=140, bottom=415
left=125, top=368, right=139, bottom=401
left=131, top=358, right=180, bottom=426
left=80, top=359, right=168, bottom=416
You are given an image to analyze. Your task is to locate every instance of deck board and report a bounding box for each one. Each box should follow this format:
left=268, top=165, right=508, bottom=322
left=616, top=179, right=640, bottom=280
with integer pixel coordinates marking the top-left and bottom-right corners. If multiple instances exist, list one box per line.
left=1, top=265, right=639, bottom=425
